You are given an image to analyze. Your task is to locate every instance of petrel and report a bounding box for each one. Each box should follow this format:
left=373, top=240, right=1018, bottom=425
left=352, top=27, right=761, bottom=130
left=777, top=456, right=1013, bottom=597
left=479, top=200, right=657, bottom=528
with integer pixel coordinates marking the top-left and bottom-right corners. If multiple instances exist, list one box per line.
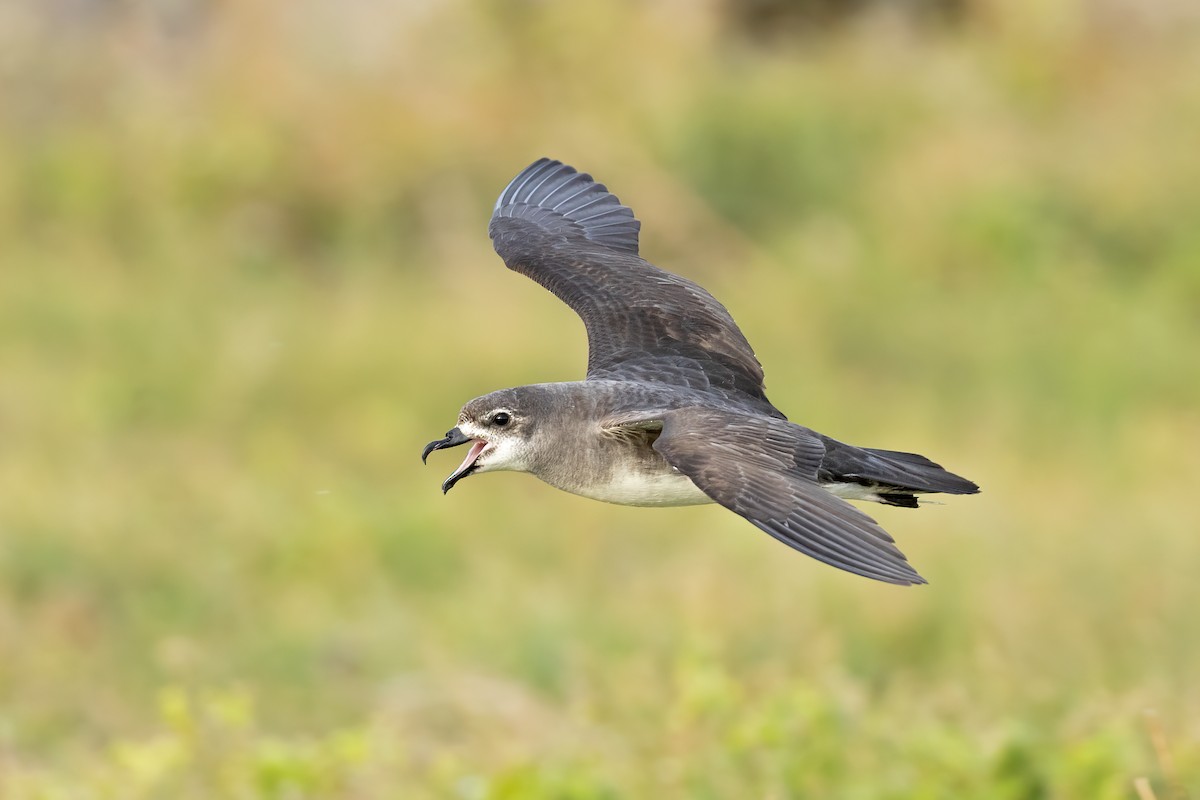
left=423, top=158, right=978, bottom=585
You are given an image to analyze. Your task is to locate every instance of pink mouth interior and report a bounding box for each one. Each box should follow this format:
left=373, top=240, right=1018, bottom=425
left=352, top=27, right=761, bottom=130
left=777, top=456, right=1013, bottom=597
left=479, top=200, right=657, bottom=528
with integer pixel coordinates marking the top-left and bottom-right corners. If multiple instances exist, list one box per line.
left=453, top=440, right=488, bottom=475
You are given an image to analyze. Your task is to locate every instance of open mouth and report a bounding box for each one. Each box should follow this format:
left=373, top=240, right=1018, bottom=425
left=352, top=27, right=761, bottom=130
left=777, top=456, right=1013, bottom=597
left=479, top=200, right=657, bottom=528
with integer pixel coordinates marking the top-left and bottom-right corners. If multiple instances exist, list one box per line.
left=422, top=427, right=489, bottom=494
left=441, top=439, right=488, bottom=493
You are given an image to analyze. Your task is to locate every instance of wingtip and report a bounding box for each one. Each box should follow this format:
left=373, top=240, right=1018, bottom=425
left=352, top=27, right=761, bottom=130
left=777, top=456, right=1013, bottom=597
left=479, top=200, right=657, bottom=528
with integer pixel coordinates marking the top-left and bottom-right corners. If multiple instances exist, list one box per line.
left=493, top=157, right=561, bottom=212
left=873, top=566, right=928, bottom=586
left=491, top=158, right=641, bottom=255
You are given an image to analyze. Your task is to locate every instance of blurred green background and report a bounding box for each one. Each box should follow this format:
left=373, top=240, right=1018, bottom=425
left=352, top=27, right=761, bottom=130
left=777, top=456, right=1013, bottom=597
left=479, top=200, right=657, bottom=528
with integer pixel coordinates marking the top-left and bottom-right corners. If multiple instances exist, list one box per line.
left=2, top=0, right=1199, bottom=796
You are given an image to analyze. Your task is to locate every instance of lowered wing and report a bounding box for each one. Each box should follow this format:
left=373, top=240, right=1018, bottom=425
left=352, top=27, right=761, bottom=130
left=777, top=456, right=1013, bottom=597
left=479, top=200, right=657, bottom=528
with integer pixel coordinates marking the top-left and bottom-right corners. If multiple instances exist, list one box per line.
left=646, top=407, right=927, bottom=585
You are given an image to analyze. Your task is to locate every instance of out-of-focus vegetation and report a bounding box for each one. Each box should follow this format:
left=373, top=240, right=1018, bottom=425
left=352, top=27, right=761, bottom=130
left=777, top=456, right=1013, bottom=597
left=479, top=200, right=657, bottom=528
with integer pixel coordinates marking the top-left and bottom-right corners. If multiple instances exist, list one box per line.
left=2, top=0, right=1199, bottom=796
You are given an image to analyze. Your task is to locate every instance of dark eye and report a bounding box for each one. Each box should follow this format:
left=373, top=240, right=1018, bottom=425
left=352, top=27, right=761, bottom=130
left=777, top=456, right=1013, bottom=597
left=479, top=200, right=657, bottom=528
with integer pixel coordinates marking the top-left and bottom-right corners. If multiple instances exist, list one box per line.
left=491, top=412, right=511, bottom=427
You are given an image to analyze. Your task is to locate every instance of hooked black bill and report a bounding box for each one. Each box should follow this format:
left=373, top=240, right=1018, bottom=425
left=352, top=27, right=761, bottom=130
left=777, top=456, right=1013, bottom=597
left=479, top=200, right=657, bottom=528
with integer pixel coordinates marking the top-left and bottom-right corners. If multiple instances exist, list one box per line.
left=422, top=427, right=471, bottom=464
left=423, top=427, right=487, bottom=494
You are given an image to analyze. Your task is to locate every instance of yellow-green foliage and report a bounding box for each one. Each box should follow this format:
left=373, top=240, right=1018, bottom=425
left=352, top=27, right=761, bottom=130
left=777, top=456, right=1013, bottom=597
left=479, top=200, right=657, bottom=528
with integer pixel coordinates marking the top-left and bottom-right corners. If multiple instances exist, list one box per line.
left=2, top=1, right=1199, bottom=797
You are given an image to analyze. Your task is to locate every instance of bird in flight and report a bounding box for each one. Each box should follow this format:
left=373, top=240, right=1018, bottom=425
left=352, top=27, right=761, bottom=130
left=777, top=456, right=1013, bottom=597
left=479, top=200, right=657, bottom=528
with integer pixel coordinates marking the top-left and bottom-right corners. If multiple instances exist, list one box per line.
left=423, top=158, right=978, bottom=585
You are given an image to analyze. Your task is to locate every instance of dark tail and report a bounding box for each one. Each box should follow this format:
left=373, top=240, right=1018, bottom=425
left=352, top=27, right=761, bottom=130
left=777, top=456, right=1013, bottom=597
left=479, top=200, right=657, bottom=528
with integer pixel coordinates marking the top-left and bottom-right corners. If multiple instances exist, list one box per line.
left=819, top=439, right=980, bottom=507
left=861, top=447, right=980, bottom=496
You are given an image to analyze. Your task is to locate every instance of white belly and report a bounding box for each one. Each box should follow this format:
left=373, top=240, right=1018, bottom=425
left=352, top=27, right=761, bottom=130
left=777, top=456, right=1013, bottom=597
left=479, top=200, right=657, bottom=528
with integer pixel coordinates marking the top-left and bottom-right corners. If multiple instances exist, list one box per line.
left=561, top=466, right=714, bottom=508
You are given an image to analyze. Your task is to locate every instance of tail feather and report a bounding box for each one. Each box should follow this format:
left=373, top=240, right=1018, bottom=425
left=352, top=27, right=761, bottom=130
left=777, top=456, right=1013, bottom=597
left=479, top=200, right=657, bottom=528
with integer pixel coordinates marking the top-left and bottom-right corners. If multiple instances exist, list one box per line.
left=862, top=448, right=944, bottom=470
left=861, top=447, right=979, bottom=495
left=878, top=492, right=920, bottom=508
left=820, top=440, right=980, bottom=498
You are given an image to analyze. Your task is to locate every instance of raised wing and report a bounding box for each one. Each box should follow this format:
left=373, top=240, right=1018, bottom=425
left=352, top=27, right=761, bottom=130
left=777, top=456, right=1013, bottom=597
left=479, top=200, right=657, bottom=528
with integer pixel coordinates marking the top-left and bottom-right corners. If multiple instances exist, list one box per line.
left=649, top=408, right=927, bottom=585
left=489, top=158, right=771, bottom=404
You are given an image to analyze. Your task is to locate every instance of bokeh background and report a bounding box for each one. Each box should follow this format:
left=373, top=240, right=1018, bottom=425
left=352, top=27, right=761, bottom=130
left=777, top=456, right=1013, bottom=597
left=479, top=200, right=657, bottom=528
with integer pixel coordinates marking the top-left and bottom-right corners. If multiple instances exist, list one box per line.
left=2, top=0, right=1199, bottom=796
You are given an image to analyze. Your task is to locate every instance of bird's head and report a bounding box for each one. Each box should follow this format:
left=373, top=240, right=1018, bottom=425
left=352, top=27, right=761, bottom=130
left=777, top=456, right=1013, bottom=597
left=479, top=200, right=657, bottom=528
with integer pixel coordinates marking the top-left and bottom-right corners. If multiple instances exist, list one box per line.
left=421, top=387, right=545, bottom=493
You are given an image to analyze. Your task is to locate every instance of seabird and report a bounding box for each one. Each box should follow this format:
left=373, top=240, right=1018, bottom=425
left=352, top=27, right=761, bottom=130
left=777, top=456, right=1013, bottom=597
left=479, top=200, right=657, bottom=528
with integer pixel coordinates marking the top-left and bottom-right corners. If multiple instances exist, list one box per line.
left=423, top=158, right=978, bottom=585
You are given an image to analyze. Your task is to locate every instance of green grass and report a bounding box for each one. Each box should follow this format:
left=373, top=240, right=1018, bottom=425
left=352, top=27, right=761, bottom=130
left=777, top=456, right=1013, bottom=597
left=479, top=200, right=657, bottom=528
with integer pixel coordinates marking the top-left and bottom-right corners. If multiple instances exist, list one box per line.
left=2, top=1, right=1199, bottom=796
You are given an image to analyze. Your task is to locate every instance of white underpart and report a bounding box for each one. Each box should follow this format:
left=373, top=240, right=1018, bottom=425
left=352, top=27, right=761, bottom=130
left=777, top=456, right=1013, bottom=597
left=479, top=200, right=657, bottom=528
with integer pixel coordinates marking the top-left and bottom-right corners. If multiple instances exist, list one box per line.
left=821, top=482, right=884, bottom=503
left=563, top=464, right=713, bottom=508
